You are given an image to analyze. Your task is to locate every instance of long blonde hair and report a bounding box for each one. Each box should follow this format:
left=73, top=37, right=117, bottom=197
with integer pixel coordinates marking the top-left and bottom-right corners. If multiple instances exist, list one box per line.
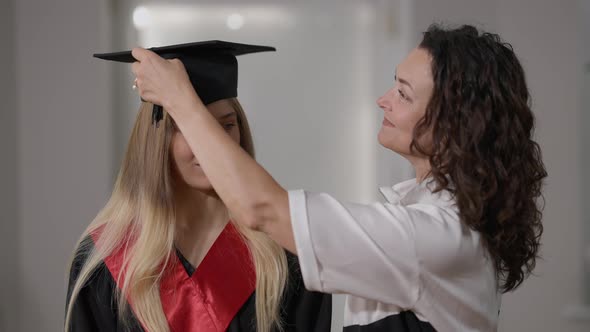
left=65, top=99, right=288, bottom=332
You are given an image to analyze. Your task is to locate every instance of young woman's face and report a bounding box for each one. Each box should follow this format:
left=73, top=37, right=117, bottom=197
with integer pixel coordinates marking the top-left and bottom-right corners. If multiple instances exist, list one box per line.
left=170, top=99, right=240, bottom=191
left=377, top=47, right=434, bottom=157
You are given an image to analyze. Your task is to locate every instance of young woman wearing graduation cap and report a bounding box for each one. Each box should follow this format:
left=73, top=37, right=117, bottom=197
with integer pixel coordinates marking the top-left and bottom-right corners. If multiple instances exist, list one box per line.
left=65, top=42, right=331, bottom=332
left=130, top=25, right=547, bottom=331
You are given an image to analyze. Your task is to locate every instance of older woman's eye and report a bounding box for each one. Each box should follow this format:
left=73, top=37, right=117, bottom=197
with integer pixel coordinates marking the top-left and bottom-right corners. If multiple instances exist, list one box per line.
left=398, top=89, right=407, bottom=100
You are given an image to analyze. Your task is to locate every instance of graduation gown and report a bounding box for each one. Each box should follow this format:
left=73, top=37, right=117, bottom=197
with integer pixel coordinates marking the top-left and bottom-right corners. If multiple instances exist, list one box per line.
left=66, top=223, right=331, bottom=332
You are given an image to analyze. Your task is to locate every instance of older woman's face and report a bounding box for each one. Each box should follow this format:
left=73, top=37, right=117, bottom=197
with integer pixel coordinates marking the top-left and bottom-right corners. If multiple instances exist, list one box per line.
left=377, top=47, right=434, bottom=157
left=170, top=99, right=240, bottom=191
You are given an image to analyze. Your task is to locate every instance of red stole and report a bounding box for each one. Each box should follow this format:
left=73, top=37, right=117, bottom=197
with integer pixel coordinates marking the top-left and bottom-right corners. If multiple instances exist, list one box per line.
left=92, top=222, right=256, bottom=331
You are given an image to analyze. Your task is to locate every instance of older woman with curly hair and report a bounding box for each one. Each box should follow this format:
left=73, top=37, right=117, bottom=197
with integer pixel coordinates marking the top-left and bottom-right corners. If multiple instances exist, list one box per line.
left=129, top=24, right=547, bottom=331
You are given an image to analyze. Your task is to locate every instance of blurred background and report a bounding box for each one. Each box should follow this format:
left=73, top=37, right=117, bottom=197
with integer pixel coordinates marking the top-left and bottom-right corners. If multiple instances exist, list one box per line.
left=0, top=0, right=588, bottom=331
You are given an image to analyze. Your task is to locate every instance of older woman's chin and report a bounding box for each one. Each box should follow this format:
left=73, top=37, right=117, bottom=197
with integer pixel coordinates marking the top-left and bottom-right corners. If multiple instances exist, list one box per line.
left=378, top=129, right=406, bottom=154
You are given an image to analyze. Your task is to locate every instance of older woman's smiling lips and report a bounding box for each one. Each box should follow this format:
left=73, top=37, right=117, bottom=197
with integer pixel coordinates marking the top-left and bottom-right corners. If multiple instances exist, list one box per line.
left=382, top=117, right=395, bottom=127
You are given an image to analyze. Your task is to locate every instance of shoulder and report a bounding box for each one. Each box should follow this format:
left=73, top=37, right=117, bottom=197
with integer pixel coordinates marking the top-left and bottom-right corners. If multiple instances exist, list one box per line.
left=283, top=250, right=331, bottom=303
left=283, top=251, right=314, bottom=293
left=285, top=251, right=305, bottom=287
left=68, top=235, right=112, bottom=291
left=381, top=180, right=489, bottom=274
left=66, top=236, right=133, bottom=331
left=280, top=251, right=332, bottom=330
left=285, top=251, right=299, bottom=271
left=69, top=236, right=96, bottom=281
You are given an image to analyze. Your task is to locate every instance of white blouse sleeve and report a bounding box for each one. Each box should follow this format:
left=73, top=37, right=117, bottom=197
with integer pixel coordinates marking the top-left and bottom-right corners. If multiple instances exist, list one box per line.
left=288, top=189, right=463, bottom=308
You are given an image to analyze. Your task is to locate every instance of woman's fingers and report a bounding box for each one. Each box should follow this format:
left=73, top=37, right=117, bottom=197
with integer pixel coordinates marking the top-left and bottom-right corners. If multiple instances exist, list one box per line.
left=130, top=49, right=160, bottom=105
left=131, top=47, right=150, bottom=62
left=129, top=47, right=200, bottom=115
left=131, top=61, right=140, bottom=77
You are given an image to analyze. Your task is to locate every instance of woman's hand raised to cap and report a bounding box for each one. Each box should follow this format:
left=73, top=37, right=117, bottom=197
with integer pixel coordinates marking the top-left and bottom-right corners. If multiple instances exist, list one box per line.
left=131, top=47, right=205, bottom=120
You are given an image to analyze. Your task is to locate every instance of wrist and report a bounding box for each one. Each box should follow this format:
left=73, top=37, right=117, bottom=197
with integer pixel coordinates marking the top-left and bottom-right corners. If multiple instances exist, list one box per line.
left=163, top=87, right=206, bottom=121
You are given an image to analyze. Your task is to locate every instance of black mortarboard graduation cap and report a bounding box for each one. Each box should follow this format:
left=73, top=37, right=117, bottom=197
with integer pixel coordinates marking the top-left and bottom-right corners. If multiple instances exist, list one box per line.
left=93, top=40, right=276, bottom=125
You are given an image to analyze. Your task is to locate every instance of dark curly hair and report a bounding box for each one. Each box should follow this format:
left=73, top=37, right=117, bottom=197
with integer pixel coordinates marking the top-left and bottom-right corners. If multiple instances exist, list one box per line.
left=412, top=24, right=547, bottom=292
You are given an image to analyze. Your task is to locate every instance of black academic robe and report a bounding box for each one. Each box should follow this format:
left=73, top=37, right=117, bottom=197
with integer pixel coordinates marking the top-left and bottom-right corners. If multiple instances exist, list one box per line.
left=66, top=223, right=331, bottom=332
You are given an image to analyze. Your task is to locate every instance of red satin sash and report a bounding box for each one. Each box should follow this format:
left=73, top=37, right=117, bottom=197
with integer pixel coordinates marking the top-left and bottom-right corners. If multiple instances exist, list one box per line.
left=92, top=222, right=256, bottom=331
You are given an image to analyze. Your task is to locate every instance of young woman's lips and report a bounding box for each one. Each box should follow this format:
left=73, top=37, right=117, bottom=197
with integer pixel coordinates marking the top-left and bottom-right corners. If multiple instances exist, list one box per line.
left=382, top=117, right=395, bottom=127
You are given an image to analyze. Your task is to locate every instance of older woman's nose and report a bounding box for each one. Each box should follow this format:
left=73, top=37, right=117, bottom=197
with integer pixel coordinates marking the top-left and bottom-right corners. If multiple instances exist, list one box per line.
left=376, top=95, right=386, bottom=108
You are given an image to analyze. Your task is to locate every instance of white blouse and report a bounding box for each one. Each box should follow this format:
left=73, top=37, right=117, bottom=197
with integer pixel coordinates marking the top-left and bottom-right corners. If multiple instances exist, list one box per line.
left=288, top=178, right=501, bottom=332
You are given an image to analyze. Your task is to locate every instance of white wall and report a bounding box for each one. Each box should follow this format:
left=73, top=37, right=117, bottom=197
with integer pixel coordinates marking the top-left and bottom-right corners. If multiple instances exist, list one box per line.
left=0, top=0, right=18, bottom=330
left=411, top=0, right=589, bottom=331
left=14, top=0, right=113, bottom=331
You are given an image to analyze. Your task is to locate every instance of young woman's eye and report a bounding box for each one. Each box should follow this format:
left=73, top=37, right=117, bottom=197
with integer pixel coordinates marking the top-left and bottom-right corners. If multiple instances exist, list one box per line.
left=223, top=123, right=237, bottom=130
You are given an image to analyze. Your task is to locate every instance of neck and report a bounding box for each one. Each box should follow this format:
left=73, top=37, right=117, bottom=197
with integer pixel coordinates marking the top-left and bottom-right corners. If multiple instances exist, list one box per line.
left=173, top=184, right=230, bottom=267
left=175, top=186, right=228, bottom=231
left=408, top=156, right=431, bottom=182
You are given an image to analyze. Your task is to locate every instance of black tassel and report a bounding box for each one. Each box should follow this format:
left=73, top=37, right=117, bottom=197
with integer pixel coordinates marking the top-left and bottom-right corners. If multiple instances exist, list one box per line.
left=152, top=104, right=163, bottom=127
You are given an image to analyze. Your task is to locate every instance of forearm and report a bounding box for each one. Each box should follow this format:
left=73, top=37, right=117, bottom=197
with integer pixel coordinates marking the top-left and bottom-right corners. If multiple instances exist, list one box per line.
left=171, top=96, right=296, bottom=252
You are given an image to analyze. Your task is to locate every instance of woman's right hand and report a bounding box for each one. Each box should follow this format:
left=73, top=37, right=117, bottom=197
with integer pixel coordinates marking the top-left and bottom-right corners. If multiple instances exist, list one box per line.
left=130, top=47, right=206, bottom=122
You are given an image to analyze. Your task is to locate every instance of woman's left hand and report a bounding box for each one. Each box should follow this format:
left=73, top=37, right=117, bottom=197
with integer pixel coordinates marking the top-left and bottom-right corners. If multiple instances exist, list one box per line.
left=130, top=47, right=203, bottom=119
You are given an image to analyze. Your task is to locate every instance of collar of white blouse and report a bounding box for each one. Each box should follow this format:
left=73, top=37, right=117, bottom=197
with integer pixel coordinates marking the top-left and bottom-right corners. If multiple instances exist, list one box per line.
left=379, top=178, right=456, bottom=209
